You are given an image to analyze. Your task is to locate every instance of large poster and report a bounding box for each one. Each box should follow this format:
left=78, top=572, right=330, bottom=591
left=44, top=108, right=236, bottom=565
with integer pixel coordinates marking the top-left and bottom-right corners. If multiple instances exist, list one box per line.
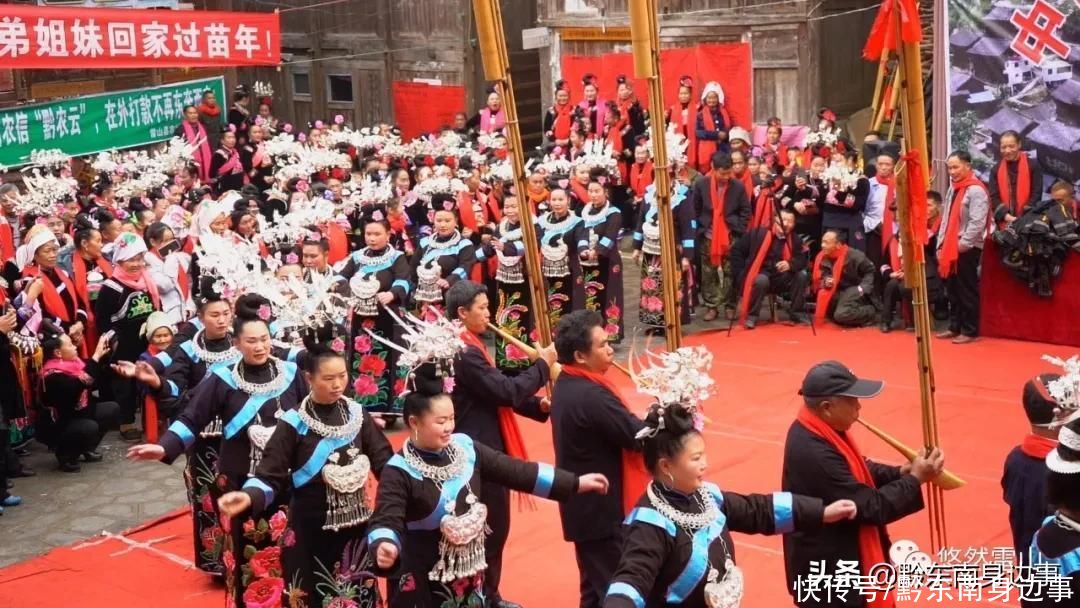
left=391, top=81, right=466, bottom=141
left=0, top=77, right=225, bottom=167
left=946, top=0, right=1080, bottom=186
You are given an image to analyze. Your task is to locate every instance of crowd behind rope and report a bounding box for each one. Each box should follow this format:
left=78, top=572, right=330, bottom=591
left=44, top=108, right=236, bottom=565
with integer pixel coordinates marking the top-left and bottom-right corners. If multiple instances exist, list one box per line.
left=0, top=77, right=1077, bottom=608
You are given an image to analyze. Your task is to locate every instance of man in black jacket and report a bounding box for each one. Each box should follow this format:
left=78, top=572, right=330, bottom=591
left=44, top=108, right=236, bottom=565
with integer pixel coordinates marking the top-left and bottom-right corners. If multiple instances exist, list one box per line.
left=550, top=310, right=644, bottom=608
left=813, top=230, right=878, bottom=327
left=730, top=209, right=809, bottom=328
left=692, top=152, right=751, bottom=321
left=782, top=361, right=944, bottom=608
left=447, top=280, right=556, bottom=608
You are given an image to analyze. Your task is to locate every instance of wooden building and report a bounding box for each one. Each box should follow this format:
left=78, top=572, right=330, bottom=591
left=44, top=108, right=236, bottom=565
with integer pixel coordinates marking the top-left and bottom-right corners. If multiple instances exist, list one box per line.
left=532, top=0, right=881, bottom=126
left=230, top=0, right=545, bottom=143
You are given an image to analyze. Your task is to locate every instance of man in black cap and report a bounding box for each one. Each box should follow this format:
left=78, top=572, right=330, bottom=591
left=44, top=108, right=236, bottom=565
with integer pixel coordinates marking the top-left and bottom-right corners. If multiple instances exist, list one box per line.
left=781, top=360, right=944, bottom=608
left=1001, top=374, right=1060, bottom=564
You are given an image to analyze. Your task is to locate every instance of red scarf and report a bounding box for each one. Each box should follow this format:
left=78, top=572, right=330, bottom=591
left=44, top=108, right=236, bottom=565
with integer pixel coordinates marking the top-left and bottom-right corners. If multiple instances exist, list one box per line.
left=72, top=255, right=112, bottom=358
left=23, top=265, right=78, bottom=324
left=182, top=120, right=212, bottom=183
left=735, top=170, right=754, bottom=202
left=749, top=187, right=773, bottom=231
left=812, top=244, right=849, bottom=325
left=764, top=141, right=788, bottom=166
left=459, top=330, right=535, bottom=505
left=938, top=175, right=987, bottom=279
left=668, top=102, right=697, bottom=169
left=527, top=188, right=550, bottom=215
left=696, top=104, right=732, bottom=173
left=570, top=181, right=591, bottom=206
left=560, top=364, right=650, bottom=514
left=197, top=102, right=220, bottom=118
left=0, top=220, right=13, bottom=264
left=738, top=230, right=791, bottom=322
left=1021, top=434, right=1057, bottom=459
left=796, top=409, right=894, bottom=608
left=997, top=154, right=1031, bottom=217
left=325, top=222, right=349, bottom=265
left=605, top=125, right=623, bottom=156
left=708, top=173, right=731, bottom=266
left=111, top=266, right=162, bottom=311
left=552, top=103, right=574, bottom=141
left=630, top=161, right=653, bottom=199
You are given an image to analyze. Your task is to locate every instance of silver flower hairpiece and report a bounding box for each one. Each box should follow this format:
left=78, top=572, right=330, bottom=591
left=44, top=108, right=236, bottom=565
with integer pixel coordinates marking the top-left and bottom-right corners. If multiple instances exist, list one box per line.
left=630, top=345, right=716, bottom=440
left=1043, top=354, right=1080, bottom=427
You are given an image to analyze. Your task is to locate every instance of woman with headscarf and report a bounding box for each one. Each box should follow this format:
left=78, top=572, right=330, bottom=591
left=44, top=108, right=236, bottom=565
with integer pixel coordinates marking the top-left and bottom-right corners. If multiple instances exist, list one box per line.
left=695, top=81, right=733, bottom=174
left=18, top=224, right=86, bottom=343
left=95, top=231, right=162, bottom=440
left=175, top=105, right=213, bottom=185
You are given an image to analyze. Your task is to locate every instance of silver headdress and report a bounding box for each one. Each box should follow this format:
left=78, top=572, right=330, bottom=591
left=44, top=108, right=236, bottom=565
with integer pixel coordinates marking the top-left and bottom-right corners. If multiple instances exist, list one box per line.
left=1042, top=354, right=1080, bottom=427
left=571, top=138, right=621, bottom=179
left=629, top=345, right=716, bottom=440
left=364, top=308, right=466, bottom=393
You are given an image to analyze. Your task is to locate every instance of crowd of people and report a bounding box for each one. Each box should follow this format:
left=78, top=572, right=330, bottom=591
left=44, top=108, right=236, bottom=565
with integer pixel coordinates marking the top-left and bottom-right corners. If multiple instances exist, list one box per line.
left=0, top=75, right=1077, bottom=608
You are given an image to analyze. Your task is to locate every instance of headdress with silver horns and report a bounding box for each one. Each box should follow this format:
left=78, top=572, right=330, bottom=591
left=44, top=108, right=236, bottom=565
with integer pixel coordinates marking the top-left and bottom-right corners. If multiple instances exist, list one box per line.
left=1042, top=354, right=1080, bottom=428
left=364, top=307, right=466, bottom=391
left=629, top=345, right=716, bottom=440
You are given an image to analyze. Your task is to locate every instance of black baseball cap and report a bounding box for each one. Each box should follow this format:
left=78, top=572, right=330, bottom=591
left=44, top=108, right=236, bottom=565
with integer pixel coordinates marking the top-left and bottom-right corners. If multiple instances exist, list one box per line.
left=799, top=360, right=884, bottom=399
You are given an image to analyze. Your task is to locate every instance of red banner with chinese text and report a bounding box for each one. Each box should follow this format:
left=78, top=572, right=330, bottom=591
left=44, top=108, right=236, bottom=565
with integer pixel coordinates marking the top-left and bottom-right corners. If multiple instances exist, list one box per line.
left=0, top=5, right=280, bottom=69
left=392, top=81, right=466, bottom=141
left=560, top=42, right=753, bottom=127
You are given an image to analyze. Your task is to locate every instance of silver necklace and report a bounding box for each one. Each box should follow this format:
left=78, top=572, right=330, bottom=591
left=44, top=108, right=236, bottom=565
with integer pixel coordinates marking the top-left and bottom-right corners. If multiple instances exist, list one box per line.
left=231, top=357, right=287, bottom=396
left=297, top=396, right=364, bottom=439
left=646, top=482, right=720, bottom=532
left=498, top=219, right=523, bottom=242
left=540, top=211, right=575, bottom=231
left=402, top=438, right=465, bottom=484
left=427, top=230, right=462, bottom=250
left=358, top=247, right=395, bottom=270
left=190, top=330, right=240, bottom=365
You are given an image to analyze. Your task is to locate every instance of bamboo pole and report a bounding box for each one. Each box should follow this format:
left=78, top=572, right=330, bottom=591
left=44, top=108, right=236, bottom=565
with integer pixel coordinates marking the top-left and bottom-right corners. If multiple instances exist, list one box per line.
left=888, top=0, right=946, bottom=554
left=471, top=0, right=554, bottom=352
left=630, top=0, right=682, bottom=350
left=869, top=49, right=889, bottom=125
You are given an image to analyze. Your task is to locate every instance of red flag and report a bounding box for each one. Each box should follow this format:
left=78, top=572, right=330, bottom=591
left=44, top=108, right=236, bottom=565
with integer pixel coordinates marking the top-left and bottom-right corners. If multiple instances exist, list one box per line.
left=863, top=0, right=922, bottom=61
left=902, top=151, right=928, bottom=263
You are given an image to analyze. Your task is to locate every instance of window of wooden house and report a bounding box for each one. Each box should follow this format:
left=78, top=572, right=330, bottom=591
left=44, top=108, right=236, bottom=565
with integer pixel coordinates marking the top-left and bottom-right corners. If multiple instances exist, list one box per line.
left=292, top=72, right=311, bottom=98
left=327, top=74, right=354, bottom=103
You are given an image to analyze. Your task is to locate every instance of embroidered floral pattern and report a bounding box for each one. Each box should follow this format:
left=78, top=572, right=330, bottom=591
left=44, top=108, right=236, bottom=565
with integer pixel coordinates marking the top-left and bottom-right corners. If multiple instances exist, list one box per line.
left=494, top=291, right=530, bottom=371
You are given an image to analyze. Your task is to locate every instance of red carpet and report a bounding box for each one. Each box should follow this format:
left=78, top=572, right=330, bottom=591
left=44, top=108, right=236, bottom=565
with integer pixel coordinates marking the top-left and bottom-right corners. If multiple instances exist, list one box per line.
left=2, top=324, right=1070, bottom=607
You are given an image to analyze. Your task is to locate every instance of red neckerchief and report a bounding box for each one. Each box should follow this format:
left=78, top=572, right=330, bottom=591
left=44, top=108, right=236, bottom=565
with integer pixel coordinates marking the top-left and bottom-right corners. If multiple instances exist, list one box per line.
left=764, top=141, right=788, bottom=165
left=797, top=408, right=894, bottom=608
left=614, top=97, right=634, bottom=132
left=23, top=265, right=77, bottom=323
left=570, top=180, right=591, bottom=206
left=812, top=244, right=849, bottom=325
left=938, top=175, right=987, bottom=279
left=527, top=188, right=550, bottom=215
left=997, top=154, right=1031, bottom=217
left=197, top=102, right=220, bottom=117
left=709, top=173, right=731, bottom=266
left=459, top=329, right=535, bottom=509
left=604, top=124, right=623, bottom=154
left=552, top=102, right=574, bottom=140
left=669, top=102, right=697, bottom=168
left=560, top=364, right=649, bottom=513
left=1021, top=434, right=1057, bottom=459
left=735, top=170, right=754, bottom=200
left=0, top=219, right=13, bottom=264
left=749, top=185, right=775, bottom=231
left=72, top=255, right=112, bottom=358
left=738, top=229, right=791, bottom=322
left=630, top=161, right=653, bottom=199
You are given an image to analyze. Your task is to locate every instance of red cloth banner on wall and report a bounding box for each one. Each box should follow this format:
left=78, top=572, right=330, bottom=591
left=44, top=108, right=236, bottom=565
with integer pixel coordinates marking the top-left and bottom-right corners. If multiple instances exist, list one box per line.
left=560, top=42, right=753, bottom=127
left=392, top=81, right=466, bottom=141
left=0, top=5, right=280, bottom=68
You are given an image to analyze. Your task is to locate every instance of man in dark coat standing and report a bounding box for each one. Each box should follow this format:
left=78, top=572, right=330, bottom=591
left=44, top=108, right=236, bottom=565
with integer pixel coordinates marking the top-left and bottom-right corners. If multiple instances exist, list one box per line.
left=692, top=152, right=751, bottom=321
left=447, top=280, right=556, bottom=608
left=550, top=310, right=644, bottom=608
left=782, top=361, right=944, bottom=608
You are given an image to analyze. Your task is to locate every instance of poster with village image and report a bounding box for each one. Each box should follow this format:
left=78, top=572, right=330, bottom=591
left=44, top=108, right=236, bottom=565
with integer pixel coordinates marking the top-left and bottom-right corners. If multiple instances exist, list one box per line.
left=947, top=0, right=1080, bottom=189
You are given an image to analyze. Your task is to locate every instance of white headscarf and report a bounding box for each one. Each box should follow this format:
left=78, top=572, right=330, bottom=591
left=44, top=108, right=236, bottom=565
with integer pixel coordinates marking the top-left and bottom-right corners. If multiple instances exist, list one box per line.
left=15, top=225, right=58, bottom=270
left=700, top=81, right=725, bottom=106
left=111, top=232, right=148, bottom=263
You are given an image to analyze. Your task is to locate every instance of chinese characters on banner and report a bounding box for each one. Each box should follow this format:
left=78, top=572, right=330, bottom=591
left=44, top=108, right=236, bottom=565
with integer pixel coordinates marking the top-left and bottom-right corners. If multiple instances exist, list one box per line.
left=0, top=77, right=225, bottom=167
left=391, top=81, right=466, bottom=141
left=0, top=5, right=279, bottom=68
left=946, top=0, right=1080, bottom=184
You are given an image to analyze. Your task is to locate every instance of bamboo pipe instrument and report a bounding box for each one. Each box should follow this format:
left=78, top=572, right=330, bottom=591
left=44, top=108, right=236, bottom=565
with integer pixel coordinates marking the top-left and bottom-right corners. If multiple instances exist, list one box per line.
left=856, top=418, right=965, bottom=490
left=486, top=323, right=636, bottom=382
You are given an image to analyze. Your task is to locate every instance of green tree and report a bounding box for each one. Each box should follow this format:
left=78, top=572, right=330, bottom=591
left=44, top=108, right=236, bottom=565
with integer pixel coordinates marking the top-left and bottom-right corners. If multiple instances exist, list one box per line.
left=950, top=110, right=980, bottom=156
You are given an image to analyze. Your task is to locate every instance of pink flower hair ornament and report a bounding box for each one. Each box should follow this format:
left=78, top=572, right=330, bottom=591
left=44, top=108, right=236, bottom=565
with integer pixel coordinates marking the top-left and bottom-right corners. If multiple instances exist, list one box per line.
left=256, top=304, right=272, bottom=321
left=285, top=252, right=299, bottom=265
left=330, top=337, right=345, bottom=353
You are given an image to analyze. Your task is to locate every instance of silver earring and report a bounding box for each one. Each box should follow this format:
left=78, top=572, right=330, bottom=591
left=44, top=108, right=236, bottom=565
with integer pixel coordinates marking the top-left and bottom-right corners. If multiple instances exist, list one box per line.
left=413, top=428, right=418, bottom=442
left=666, top=472, right=675, bottom=487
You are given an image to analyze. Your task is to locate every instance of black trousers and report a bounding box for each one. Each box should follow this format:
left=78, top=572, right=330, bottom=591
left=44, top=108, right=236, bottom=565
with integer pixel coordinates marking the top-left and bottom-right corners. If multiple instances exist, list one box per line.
left=746, top=270, right=809, bottom=318
left=946, top=248, right=981, bottom=337
left=864, top=227, right=883, bottom=295
left=55, top=401, right=120, bottom=464
left=111, top=373, right=139, bottom=426
left=482, top=479, right=510, bottom=604
left=882, top=277, right=912, bottom=324
left=574, top=533, right=623, bottom=608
